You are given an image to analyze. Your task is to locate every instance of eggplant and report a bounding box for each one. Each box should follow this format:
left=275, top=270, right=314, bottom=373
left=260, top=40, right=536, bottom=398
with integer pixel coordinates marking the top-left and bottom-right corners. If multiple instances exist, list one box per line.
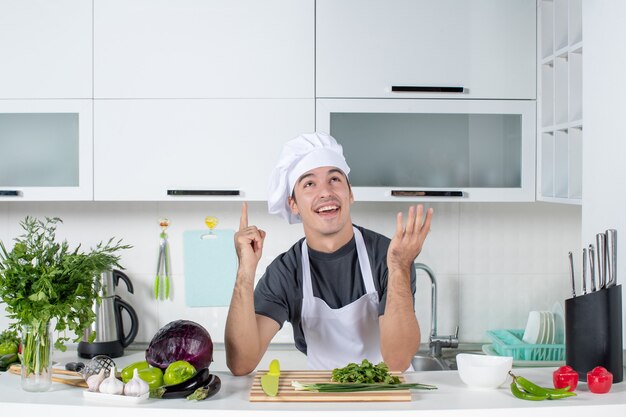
left=151, top=367, right=211, bottom=399
left=186, top=374, right=221, bottom=401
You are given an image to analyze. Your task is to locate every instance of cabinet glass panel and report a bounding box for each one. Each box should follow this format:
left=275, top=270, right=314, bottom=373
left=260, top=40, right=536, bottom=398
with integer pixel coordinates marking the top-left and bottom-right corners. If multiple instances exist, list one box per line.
left=330, top=112, right=521, bottom=188
left=0, top=113, right=79, bottom=186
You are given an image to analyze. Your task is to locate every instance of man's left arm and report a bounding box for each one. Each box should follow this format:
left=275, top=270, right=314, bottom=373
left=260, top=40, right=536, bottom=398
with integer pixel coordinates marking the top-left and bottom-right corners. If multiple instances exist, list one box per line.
left=379, top=205, right=433, bottom=371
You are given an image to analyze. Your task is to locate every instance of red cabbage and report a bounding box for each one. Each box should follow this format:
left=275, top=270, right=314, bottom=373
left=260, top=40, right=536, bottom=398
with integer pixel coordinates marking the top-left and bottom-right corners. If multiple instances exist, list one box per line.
left=145, top=320, right=213, bottom=370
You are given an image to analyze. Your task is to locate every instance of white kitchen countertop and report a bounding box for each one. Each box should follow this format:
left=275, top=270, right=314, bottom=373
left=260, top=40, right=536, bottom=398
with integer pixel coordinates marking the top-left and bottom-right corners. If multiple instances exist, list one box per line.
left=2, top=347, right=626, bottom=417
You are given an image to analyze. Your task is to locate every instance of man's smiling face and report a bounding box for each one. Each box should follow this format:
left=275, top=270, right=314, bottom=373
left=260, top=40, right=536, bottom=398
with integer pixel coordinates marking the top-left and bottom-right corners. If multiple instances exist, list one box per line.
left=289, top=166, right=354, bottom=240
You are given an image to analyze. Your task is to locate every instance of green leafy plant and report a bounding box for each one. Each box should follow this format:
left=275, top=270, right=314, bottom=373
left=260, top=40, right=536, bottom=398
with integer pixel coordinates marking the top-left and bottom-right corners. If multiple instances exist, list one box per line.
left=0, top=216, right=131, bottom=353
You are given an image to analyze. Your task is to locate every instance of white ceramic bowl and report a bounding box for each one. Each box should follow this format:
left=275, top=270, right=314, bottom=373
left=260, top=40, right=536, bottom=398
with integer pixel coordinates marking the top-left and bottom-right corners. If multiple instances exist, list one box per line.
left=456, top=353, right=513, bottom=389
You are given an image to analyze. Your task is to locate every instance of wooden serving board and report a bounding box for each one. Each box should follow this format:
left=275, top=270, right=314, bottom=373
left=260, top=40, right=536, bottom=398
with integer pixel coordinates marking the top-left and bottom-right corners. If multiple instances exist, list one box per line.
left=249, top=370, right=411, bottom=402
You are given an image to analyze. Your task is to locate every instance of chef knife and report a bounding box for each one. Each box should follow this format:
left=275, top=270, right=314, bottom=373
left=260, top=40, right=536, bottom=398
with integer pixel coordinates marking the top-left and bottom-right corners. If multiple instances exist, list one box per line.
left=589, top=244, right=597, bottom=292
left=568, top=251, right=576, bottom=298
left=582, top=248, right=588, bottom=295
left=606, top=229, right=617, bottom=287
left=596, top=233, right=607, bottom=289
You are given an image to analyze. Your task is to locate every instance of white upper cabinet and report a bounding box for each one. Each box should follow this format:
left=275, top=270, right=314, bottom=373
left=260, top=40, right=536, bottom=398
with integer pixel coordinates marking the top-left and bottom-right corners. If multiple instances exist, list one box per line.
left=316, top=0, right=536, bottom=99
left=94, top=99, right=313, bottom=201
left=317, top=99, right=536, bottom=202
left=94, top=0, right=314, bottom=99
left=0, top=0, right=92, bottom=99
left=0, top=100, right=93, bottom=201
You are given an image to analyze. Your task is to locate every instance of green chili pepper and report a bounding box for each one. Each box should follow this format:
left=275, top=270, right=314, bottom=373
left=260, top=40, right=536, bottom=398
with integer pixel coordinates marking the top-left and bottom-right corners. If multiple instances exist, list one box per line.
left=510, top=380, right=548, bottom=401
left=509, top=371, right=576, bottom=401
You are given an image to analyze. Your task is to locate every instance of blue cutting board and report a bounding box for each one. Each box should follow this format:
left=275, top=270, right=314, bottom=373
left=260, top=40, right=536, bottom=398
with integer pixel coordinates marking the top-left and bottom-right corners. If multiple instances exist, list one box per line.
left=183, top=229, right=237, bottom=307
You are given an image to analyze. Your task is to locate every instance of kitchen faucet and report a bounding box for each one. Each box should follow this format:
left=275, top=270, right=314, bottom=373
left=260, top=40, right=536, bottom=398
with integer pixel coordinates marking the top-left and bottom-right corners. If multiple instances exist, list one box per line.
left=414, top=263, right=459, bottom=358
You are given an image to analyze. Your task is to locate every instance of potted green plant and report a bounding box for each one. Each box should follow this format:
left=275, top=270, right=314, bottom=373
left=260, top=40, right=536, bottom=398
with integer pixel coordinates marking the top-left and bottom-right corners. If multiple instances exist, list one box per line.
left=0, top=216, right=130, bottom=391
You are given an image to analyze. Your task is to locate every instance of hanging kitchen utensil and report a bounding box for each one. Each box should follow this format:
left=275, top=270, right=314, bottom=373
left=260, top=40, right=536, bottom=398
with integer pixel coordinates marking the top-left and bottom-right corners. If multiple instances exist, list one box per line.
left=606, top=229, right=617, bottom=288
left=154, top=218, right=171, bottom=300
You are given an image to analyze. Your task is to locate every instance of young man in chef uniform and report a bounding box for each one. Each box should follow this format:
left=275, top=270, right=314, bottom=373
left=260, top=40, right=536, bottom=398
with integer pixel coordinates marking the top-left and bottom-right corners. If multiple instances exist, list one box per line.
left=225, top=132, right=433, bottom=375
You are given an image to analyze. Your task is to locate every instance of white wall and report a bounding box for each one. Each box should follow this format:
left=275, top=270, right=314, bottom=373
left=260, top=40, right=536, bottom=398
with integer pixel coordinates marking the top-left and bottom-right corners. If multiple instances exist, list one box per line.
left=0, top=201, right=580, bottom=346
left=582, top=1, right=626, bottom=337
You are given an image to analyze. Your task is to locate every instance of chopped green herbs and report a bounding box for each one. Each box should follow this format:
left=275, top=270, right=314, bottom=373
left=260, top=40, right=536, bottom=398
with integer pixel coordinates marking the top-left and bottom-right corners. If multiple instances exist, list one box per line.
left=331, top=359, right=400, bottom=384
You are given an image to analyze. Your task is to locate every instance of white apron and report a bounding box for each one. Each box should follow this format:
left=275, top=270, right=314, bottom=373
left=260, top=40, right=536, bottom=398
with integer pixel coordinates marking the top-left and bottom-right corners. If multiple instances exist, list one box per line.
left=300, top=226, right=383, bottom=370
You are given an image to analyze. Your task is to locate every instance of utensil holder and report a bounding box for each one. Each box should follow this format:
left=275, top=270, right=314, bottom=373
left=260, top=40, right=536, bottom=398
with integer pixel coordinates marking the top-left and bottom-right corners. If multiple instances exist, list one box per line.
left=565, top=285, right=623, bottom=382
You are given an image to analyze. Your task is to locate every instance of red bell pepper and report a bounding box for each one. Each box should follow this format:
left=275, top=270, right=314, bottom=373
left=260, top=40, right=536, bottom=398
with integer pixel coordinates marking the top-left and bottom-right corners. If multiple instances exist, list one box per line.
left=587, top=366, right=613, bottom=394
left=553, top=365, right=579, bottom=391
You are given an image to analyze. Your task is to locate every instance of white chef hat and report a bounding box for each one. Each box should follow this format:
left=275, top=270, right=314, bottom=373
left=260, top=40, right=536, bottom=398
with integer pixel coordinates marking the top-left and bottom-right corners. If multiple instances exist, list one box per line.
left=267, top=132, right=350, bottom=224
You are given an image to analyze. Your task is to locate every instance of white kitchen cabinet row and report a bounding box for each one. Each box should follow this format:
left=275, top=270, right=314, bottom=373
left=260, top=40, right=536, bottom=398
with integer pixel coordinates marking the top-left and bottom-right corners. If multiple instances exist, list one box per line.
left=0, top=99, right=313, bottom=201
left=0, top=0, right=534, bottom=101
left=0, top=0, right=537, bottom=202
left=317, top=0, right=536, bottom=100
left=0, top=0, right=314, bottom=99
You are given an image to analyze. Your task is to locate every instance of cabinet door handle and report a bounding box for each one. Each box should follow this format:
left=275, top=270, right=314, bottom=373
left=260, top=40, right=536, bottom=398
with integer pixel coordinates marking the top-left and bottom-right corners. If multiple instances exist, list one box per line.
left=0, top=190, right=22, bottom=197
left=391, top=190, right=464, bottom=197
left=167, top=189, right=240, bottom=196
left=391, top=86, right=464, bottom=93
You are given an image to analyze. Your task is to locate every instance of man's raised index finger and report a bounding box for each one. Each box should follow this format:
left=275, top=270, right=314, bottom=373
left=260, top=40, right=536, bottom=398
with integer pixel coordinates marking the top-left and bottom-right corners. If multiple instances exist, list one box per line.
left=239, top=202, right=249, bottom=230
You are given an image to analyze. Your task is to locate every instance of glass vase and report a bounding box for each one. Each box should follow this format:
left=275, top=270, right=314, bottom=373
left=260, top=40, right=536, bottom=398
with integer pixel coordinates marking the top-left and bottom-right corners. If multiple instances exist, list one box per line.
left=20, top=321, right=52, bottom=392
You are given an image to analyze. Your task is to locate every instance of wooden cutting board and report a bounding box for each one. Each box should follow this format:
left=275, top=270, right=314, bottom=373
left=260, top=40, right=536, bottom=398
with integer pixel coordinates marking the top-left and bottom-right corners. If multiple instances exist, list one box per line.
left=8, top=363, right=88, bottom=388
left=249, top=370, right=411, bottom=402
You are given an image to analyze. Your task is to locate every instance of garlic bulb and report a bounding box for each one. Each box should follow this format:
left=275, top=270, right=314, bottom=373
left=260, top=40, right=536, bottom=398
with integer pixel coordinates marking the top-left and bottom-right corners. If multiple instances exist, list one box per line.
left=86, top=368, right=106, bottom=392
left=99, top=366, right=124, bottom=395
left=124, top=368, right=149, bottom=397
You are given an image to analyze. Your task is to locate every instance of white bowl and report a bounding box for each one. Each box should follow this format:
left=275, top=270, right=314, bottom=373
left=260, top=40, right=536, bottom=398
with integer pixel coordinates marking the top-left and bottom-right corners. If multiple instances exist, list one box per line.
left=456, top=353, right=513, bottom=389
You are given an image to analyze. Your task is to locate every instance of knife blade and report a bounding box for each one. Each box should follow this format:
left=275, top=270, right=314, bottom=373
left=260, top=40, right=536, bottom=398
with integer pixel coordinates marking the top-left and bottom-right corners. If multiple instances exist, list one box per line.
left=606, top=229, right=617, bottom=287
left=596, top=233, right=607, bottom=289
left=582, top=248, right=588, bottom=295
left=568, top=251, right=576, bottom=298
left=589, top=244, right=597, bottom=292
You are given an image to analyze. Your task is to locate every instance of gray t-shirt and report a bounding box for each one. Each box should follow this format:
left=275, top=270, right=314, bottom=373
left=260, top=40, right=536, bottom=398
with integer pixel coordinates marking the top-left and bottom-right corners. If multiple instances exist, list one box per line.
left=253, top=225, right=417, bottom=354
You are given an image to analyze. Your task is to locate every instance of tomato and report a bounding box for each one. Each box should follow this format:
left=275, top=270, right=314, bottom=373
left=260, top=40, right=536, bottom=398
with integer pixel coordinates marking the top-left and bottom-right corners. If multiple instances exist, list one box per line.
left=163, top=360, right=196, bottom=386
left=587, top=366, right=613, bottom=394
left=553, top=365, right=579, bottom=391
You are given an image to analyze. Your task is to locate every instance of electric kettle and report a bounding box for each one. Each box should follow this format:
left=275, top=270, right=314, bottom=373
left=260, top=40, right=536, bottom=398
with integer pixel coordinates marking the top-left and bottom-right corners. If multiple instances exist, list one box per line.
left=78, top=270, right=139, bottom=359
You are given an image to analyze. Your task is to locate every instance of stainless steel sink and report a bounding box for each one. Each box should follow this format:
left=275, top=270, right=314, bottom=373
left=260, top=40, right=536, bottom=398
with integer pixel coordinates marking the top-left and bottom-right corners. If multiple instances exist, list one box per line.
left=411, top=349, right=483, bottom=371
left=411, top=355, right=452, bottom=371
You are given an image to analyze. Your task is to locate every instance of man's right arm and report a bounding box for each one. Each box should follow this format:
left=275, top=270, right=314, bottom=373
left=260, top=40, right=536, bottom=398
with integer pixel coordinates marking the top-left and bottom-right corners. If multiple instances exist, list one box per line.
left=225, top=202, right=279, bottom=376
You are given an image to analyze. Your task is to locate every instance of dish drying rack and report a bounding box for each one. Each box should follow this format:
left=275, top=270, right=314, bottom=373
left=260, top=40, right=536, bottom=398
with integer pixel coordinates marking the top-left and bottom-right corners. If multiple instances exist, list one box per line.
left=486, top=329, right=565, bottom=362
